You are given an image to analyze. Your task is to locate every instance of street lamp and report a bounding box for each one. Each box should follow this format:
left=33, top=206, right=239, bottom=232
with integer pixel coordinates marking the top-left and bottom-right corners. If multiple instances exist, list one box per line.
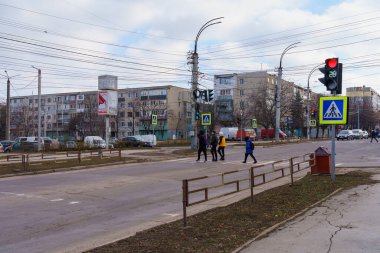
left=275, top=42, right=300, bottom=141
left=190, top=17, right=223, bottom=149
left=32, top=66, right=42, bottom=151
left=306, top=63, right=323, bottom=140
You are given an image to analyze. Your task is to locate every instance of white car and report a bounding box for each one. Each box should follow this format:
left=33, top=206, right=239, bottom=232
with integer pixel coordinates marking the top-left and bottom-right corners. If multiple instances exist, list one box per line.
left=362, top=130, right=369, bottom=139
left=336, top=130, right=354, bottom=141
left=351, top=129, right=363, bottom=139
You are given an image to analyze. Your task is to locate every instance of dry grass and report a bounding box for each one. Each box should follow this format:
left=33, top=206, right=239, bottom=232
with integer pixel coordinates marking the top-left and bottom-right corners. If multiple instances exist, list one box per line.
left=87, top=171, right=376, bottom=253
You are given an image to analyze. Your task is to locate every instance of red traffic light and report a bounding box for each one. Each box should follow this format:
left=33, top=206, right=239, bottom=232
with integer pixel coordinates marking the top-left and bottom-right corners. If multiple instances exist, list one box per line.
left=326, top=58, right=338, bottom=69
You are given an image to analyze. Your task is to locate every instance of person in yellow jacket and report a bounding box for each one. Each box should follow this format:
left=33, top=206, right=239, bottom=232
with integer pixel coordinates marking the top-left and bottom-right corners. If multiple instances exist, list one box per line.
left=217, top=132, right=226, bottom=160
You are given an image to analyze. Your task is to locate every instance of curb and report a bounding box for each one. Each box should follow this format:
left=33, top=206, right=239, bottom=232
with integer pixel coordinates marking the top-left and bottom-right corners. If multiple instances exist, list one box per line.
left=232, top=187, right=343, bottom=253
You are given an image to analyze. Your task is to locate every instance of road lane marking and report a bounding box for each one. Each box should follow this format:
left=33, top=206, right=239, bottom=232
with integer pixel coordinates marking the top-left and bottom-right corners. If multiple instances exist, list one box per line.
left=50, top=198, right=64, bottom=202
left=162, top=213, right=179, bottom=217
left=69, top=201, right=80, bottom=204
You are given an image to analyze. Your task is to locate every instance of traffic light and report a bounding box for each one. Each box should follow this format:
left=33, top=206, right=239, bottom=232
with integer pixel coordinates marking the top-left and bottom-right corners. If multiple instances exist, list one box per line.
left=208, top=89, right=214, bottom=102
left=319, top=58, right=342, bottom=94
left=195, top=103, right=200, bottom=120
left=200, top=90, right=208, bottom=101
left=195, top=111, right=200, bottom=120
left=310, top=109, right=315, bottom=118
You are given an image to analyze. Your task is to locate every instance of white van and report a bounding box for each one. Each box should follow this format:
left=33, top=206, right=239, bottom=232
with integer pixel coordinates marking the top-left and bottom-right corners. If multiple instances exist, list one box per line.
left=219, top=127, right=238, bottom=140
left=84, top=136, right=106, bottom=149
left=140, top=134, right=157, bottom=147
left=15, top=136, right=39, bottom=143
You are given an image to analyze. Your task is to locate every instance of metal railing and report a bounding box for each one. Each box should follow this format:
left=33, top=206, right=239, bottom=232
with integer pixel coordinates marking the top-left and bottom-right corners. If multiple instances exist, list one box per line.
left=0, top=149, right=123, bottom=172
left=182, top=152, right=315, bottom=226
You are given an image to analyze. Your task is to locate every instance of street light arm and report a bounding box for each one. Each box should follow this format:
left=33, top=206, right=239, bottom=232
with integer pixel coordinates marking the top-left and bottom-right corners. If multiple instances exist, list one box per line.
left=279, top=42, right=301, bottom=68
left=194, top=17, right=224, bottom=52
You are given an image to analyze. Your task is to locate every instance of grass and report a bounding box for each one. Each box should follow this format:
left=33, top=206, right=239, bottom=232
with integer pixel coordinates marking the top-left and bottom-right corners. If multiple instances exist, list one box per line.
left=86, top=171, right=377, bottom=253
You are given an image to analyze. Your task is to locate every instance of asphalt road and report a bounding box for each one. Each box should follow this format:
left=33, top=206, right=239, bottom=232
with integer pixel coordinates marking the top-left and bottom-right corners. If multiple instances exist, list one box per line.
left=0, top=138, right=378, bottom=253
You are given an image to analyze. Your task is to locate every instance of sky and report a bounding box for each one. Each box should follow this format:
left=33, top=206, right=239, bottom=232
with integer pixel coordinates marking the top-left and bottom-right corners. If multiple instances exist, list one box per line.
left=1, top=0, right=380, bottom=101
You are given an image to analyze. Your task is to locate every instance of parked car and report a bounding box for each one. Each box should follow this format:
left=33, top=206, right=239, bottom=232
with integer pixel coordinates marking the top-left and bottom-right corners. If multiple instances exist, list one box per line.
left=65, top=141, right=78, bottom=149
left=7, top=141, right=38, bottom=152
left=84, top=136, right=106, bottom=149
left=351, top=129, right=364, bottom=139
left=336, top=130, right=354, bottom=140
left=0, top=141, right=15, bottom=150
left=0, top=142, right=4, bottom=153
left=362, top=130, right=369, bottom=139
left=122, top=136, right=148, bottom=147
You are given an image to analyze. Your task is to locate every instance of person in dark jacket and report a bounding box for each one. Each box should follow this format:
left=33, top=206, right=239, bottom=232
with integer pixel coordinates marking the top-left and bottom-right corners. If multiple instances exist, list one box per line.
left=196, top=130, right=207, bottom=162
left=242, top=136, right=257, bottom=163
left=370, top=129, right=378, bottom=143
left=210, top=130, right=218, bottom=161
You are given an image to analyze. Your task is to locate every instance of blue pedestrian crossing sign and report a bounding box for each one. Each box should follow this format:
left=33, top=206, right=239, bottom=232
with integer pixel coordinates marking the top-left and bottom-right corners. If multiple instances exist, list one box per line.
left=201, top=113, right=212, bottom=126
left=319, top=96, right=348, bottom=125
left=151, top=114, right=158, bottom=125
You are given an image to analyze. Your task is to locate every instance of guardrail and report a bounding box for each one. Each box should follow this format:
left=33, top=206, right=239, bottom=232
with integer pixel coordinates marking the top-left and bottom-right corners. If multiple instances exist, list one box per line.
left=0, top=148, right=123, bottom=172
left=182, top=152, right=315, bottom=226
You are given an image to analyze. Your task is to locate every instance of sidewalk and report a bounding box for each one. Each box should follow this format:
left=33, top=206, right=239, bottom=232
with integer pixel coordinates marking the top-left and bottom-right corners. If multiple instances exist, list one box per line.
left=236, top=173, right=380, bottom=253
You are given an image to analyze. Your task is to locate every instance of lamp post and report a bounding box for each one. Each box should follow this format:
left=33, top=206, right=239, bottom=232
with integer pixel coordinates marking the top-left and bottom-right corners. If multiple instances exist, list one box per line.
left=275, top=42, right=300, bottom=141
left=306, top=63, right=323, bottom=140
left=32, top=66, right=42, bottom=151
left=190, top=17, right=223, bottom=149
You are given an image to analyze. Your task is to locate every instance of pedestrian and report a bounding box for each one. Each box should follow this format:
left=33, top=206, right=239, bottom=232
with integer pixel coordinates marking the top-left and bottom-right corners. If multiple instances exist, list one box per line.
left=218, top=131, right=226, bottom=160
left=242, top=136, right=257, bottom=163
left=196, top=130, right=207, bottom=162
left=370, top=129, right=378, bottom=143
left=210, top=130, right=218, bottom=161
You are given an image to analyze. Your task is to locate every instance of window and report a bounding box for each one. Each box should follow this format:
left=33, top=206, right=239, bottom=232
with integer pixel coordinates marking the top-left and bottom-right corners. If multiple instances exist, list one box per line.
left=220, top=89, right=231, bottom=95
left=47, top=98, right=51, bottom=103
left=127, top=122, right=133, bottom=127
left=121, top=122, right=125, bottom=127
left=240, top=90, right=244, bottom=96
left=239, top=78, right=244, bottom=84
left=127, top=112, right=133, bottom=117
left=135, top=111, right=140, bottom=117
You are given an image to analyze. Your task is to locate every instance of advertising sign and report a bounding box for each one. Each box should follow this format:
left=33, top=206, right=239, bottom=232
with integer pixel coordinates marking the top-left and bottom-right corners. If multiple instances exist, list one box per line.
left=98, top=90, right=118, bottom=116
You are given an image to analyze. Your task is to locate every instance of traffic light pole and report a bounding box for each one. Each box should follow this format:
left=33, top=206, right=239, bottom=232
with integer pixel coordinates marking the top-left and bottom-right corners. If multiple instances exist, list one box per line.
left=331, top=92, right=336, bottom=182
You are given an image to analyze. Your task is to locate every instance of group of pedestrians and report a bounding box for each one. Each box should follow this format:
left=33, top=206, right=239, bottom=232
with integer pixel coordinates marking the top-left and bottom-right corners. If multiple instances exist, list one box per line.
left=196, top=130, right=226, bottom=162
left=196, top=130, right=257, bottom=164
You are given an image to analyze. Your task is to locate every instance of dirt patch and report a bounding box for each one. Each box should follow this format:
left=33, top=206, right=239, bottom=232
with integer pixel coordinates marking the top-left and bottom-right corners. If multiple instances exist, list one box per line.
left=87, top=171, right=376, bottom=253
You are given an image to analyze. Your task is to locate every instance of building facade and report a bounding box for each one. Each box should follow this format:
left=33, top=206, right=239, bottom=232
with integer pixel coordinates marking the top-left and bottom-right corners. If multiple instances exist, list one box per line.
left=213, top=71, right=305, bottom=130
left=10, top=85, right=192, bottom=141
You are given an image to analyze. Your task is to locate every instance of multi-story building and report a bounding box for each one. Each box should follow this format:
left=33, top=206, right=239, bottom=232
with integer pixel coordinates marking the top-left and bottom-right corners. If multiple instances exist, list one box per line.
left=9, top=85, right=192, bottom=141
left=117, top=85, right=192, bottom=140
left=346, top=86, right=380, bottom=111
left=213, top=71, right=305, bottom=129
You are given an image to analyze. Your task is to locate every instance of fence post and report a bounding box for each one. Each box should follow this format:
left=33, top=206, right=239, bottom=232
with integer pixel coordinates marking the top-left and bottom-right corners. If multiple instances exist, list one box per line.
left=98, top=149, right=103, bottom=159
left=250, top=167, right=254, bottom=203
left=289, top=158, right=294, bottom=186
left=182, top=179, right=188, bottom=227
left=118, top=148, right=122, bottom=160
left=78, top=150, right=81, bottom=164
left=22, top=154, right=25, bottom=171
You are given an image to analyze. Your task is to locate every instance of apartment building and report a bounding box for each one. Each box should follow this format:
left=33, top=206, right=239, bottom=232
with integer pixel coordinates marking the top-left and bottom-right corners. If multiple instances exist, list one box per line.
left=213, top=71, right=305, bottom=129
left=346, top=86, right=380, bottom=111
left=9, top=85, right=192, bottom=141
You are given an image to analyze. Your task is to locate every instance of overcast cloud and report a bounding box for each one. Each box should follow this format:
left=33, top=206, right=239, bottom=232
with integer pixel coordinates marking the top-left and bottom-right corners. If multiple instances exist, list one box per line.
left=1, top=0, right=380, bottom=100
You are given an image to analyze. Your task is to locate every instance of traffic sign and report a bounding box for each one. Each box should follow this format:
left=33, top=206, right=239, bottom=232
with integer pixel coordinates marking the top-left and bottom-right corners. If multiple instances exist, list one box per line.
left=309, top=119, right=317, bottom=127
left=252, top=118, right=257, bottom=128
left=319, top=96, right=348, bottom=124
left=151, top=114, right=158, bottom=125
left=201, top=113, right=212, bottom=126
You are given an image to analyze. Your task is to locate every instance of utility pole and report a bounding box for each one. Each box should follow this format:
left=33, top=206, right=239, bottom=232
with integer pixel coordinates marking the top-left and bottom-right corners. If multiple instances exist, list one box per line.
left=190, top=17, right=223, bottom=149
left=32, top=66, right=42, bottom=151
left=6, top=75, right=10, bottom=140
left=275, top=42, right=300, bottom=141
left=3, top=70, right=20, bottom=140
